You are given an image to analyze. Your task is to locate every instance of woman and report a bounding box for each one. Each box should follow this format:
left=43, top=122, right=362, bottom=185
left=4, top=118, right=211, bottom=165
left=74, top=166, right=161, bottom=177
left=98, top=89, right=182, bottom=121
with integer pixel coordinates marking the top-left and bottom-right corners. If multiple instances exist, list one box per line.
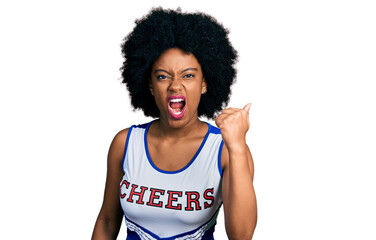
left=92, top=8, right=257, bottom=240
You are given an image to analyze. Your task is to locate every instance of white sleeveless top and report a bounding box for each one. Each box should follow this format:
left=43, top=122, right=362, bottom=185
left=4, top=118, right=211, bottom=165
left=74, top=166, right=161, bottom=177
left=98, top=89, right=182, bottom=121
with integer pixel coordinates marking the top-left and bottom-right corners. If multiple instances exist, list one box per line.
left=120, top=121, right=224, bottom=240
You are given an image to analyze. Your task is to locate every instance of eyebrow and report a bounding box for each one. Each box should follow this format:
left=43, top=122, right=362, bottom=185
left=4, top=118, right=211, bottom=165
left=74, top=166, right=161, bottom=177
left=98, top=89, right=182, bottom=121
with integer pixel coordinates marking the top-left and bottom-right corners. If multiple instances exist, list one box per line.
left=182, top=68, right=198, bottom=73
left=153, top=68, right=198, bottom=74
left=154, top=69, right=171, bottom=75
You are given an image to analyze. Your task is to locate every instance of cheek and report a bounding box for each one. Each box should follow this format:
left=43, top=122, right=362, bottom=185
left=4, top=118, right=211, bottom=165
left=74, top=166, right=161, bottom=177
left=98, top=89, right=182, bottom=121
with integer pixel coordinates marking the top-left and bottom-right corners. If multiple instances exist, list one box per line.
left=153, top=94, right=165, bottom=107
left=151, top=87, right=167, bottom=109
left=187, top=86, right=204, bottom=106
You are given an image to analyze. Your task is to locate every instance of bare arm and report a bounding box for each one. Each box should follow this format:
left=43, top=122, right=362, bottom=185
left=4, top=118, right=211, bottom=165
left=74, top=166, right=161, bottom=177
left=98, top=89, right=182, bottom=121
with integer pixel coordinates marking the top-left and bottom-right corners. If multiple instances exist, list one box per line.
left=92, top=129, right=129, bottom=240
left=216, top=104, right=257, bottom=240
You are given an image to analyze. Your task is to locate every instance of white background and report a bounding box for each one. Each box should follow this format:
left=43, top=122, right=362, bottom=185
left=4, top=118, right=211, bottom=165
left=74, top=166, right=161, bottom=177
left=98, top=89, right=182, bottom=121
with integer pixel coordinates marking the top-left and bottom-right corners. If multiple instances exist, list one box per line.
left=1, top=0, right=375, bottom=239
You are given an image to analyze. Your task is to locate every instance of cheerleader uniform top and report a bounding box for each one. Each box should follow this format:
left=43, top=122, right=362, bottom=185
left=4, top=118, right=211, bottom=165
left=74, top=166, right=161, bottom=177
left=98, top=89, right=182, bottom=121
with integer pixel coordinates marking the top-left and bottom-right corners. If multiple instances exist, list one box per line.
left=120, top=121, right=224, bottom=240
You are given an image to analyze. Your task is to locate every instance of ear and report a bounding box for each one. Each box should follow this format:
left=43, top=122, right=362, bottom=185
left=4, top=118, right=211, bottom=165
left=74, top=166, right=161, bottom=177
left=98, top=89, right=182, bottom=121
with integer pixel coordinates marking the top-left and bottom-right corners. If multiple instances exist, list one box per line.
left=149, top=79, right=154, bottom=96
left=201, top=77, right=207, bottom=94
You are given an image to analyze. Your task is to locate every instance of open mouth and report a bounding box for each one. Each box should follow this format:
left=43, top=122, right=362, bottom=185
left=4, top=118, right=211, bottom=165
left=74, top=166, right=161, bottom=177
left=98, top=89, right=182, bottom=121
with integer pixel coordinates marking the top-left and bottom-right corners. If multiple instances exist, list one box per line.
left=168, top=95, right=186, bottom=119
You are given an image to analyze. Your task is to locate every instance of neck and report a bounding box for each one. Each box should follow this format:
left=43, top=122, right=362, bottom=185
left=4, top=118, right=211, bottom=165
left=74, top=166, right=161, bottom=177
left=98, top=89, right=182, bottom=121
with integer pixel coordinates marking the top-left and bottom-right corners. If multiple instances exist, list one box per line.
left=155, top=117, right=205, bottom=139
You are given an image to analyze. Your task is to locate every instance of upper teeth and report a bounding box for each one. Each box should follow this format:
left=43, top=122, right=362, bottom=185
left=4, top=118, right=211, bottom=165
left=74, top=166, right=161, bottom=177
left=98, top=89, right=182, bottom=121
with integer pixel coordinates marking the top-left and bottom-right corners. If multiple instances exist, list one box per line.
left=170, top=98, right=184, bottom=103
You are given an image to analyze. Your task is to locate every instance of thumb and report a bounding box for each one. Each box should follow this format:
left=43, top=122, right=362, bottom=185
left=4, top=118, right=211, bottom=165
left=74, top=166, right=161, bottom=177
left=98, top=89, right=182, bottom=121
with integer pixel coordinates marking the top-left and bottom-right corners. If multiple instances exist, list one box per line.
left=243, top=103, right=252, bottom=113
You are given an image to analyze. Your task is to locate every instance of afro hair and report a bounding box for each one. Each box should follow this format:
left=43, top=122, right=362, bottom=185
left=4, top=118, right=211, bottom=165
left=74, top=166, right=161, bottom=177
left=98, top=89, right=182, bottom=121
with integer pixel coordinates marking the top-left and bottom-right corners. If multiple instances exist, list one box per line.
left=120, top=8, right=238, bottom=119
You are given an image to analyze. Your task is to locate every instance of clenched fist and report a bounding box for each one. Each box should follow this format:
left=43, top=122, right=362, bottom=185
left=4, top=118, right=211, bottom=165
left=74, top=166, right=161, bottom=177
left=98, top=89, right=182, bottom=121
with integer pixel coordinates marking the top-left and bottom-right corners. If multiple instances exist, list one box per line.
left=215, top=103, right=251, bottom=152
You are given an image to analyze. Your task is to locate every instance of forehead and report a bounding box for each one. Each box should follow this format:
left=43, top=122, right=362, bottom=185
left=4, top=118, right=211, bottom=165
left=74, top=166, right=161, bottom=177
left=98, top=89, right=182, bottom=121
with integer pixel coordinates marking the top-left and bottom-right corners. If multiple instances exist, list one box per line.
left=152, top=48, right=201, bottom=71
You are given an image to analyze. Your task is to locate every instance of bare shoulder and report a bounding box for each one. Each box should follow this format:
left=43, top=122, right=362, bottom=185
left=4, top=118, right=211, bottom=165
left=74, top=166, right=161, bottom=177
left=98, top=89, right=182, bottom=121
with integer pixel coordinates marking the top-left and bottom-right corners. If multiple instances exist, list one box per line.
left=112, top=128, right=130, bottom=146
left=108, top=128, right=130, bottom=166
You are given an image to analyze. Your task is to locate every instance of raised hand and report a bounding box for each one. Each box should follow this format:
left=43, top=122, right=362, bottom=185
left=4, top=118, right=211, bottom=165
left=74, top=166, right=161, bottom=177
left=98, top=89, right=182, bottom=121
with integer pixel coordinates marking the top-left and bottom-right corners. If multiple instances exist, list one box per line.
left=215, top=103, right=251, bottom=152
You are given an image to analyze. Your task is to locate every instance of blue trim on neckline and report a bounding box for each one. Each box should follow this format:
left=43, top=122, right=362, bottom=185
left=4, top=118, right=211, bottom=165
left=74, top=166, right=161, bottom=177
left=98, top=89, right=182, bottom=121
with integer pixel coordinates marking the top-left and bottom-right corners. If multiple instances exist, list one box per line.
left=144, top=121, right=212, bottom=174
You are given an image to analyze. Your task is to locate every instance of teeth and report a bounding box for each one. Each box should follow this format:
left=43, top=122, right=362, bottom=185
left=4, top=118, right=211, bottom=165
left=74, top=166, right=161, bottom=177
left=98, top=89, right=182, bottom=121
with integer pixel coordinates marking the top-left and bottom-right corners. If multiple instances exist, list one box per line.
left=170, top=98, right=184, bottom=103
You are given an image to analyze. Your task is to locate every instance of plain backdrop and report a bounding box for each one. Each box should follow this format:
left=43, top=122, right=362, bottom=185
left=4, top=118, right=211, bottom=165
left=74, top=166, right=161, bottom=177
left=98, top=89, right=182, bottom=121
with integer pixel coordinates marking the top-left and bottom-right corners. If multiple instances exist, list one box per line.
left=1, top=0, right=375, bottom=239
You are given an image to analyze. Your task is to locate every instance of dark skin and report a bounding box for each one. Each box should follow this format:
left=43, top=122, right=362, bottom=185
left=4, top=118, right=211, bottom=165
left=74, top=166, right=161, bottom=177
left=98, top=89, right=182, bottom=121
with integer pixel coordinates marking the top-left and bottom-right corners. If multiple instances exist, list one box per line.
left=92, top=48, right=208, bottom=239
left=92, top=48, right=256, bottom=239
left=147, top=48, right=208, bottom=171
left=91, top=128, right=127, bottom=239
left=147, top=121, right=208, bottom=172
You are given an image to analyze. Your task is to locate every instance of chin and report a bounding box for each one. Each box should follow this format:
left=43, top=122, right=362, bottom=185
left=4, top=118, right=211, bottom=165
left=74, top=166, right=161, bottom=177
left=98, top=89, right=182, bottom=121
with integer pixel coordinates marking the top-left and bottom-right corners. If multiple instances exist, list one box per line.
left=165, top=111, right=197, bottom=129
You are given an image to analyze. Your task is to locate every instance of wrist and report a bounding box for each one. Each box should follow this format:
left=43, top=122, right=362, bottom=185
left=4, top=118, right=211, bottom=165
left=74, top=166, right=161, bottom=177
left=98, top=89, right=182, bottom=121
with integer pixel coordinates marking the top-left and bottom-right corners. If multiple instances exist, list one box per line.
left=225, top=141, right=247, bottom=154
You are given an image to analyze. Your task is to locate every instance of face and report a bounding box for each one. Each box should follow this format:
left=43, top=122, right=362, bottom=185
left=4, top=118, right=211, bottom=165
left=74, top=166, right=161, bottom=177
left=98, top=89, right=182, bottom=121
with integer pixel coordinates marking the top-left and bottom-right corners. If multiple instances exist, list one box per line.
left=149, top=48, right=207, bottom=128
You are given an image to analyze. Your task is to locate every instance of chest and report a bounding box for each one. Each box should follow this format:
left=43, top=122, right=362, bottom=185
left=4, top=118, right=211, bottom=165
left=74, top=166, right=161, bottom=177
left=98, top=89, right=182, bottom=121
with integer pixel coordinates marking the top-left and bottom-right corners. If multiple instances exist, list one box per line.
left=120, top=125, right=224, bottom=237
left=147, top=136, right=203, bottom=172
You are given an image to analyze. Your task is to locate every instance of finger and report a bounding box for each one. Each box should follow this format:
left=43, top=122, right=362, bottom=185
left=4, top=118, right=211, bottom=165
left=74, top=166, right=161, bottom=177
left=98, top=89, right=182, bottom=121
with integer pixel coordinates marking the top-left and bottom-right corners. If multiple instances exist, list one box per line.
left=214, top=115, right=223, bottom=127
left=243, top=103, right=252, bottom=113
left=215, top=114, right=229, bottom=129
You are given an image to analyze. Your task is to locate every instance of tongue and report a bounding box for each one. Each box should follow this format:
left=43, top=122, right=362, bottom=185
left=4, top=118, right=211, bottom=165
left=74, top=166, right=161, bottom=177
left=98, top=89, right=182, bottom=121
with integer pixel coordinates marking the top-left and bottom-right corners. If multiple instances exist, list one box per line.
left=170, top=102, right=184, bottom=110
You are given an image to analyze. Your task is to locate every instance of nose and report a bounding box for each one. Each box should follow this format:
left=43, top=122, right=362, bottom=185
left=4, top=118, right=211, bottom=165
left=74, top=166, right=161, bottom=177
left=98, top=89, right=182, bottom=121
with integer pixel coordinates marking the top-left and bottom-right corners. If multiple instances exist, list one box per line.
left=168, top=77, right=183, bottom=93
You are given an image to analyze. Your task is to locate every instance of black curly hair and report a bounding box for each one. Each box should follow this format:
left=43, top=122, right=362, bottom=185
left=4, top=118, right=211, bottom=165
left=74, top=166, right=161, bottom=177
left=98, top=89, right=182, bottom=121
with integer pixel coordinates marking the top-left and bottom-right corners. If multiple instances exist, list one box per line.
left=120, top=8, right=238, bottom=119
